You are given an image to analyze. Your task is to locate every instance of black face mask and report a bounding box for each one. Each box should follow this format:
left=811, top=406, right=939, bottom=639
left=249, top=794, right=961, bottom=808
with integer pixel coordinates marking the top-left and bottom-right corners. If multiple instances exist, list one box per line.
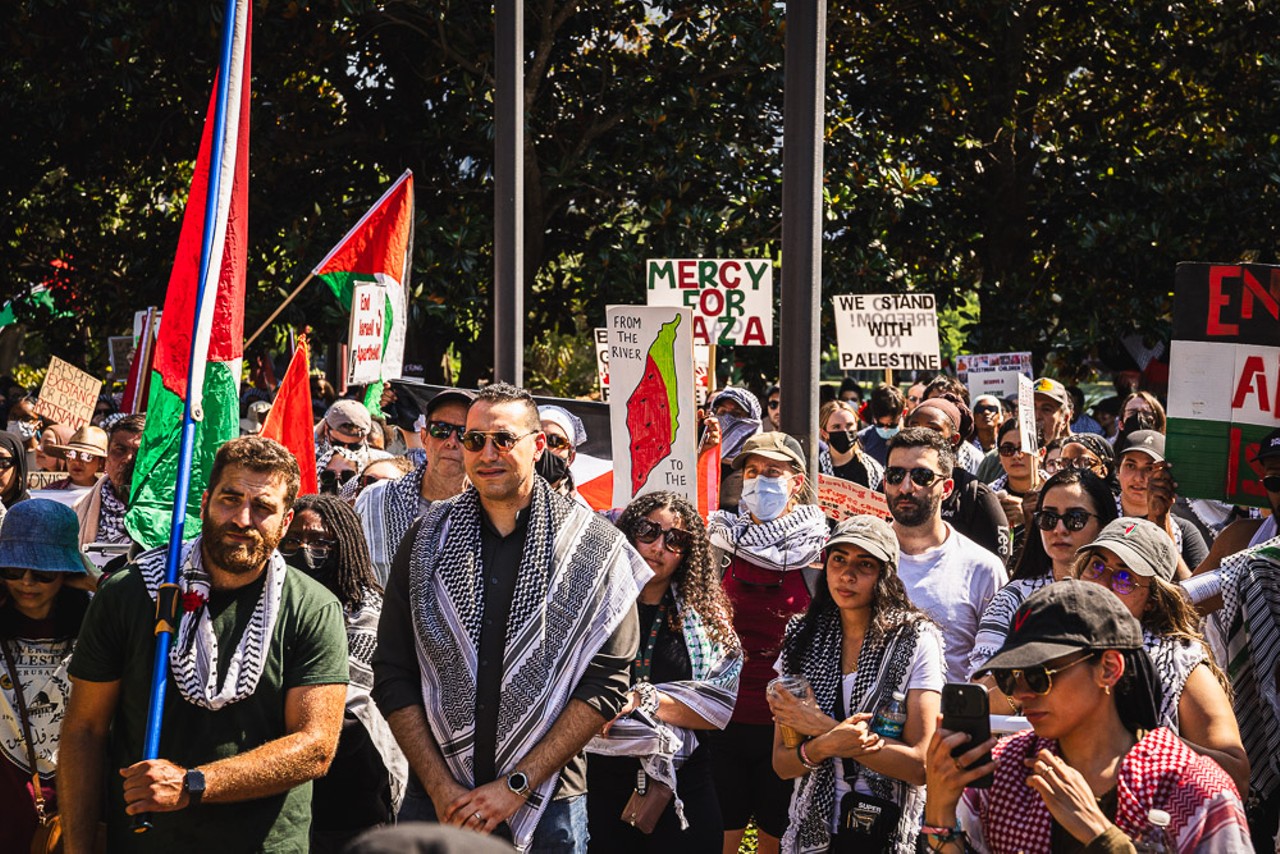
left=286, top=548, right=333, bottom=581
left=827, top=429, right=855, bottom=454
left=536, top=450, right=569, bottom=484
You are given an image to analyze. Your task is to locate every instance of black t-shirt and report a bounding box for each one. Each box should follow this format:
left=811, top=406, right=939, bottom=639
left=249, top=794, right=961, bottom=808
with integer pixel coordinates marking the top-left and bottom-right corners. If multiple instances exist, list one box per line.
left=831, top=456, right=875, bottom=490
left=941, top=468, right=1011, bottom=565
left=634, top=598, right=692, bottom=685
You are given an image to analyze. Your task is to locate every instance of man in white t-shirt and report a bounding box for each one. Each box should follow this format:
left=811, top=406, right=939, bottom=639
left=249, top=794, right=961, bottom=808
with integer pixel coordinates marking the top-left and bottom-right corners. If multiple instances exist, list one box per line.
left=884, top=427, right=1008, bottom=682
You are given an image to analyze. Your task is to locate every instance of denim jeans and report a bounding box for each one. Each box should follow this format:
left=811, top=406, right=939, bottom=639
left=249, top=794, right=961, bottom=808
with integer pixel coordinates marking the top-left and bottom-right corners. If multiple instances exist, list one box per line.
left=397, top=777, right=589, bottom=853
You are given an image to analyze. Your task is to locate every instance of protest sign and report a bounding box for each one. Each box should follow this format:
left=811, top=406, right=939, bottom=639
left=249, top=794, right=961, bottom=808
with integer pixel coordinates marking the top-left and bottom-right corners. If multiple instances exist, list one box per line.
left=1167, top=262, right=1280, bottom=507
left=957, top=351, right=1033, bottom=400
left=1016, top=374, right=1037, bottom=454
left=694, top=344, right=711, bottom=405
left=817, top=474, right=891, bottom=523
left=594, top=327, right=610, bottom=401
left=33, top=357, right=101, bottom=429
left=832, top=294, right=940, bottom=371
left=27, top=471, right=66, bottom=490
left=108, top=336, right=135, bottom=376
left=346, top=283, right=385, bottom=385
left=646, top=259, right=773, bottom=346
left=607, top=305, right=698, bottom=507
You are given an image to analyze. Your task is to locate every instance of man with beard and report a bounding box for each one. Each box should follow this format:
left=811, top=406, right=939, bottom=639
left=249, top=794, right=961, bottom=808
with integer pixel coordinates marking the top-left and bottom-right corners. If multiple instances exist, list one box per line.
left=884, top=428, right=1007, bottom=682
left=58, top=436, right=349, bottom=852
left=73, top=414, right=144, bottom=557
left=355, top=388, right=473, bottom=586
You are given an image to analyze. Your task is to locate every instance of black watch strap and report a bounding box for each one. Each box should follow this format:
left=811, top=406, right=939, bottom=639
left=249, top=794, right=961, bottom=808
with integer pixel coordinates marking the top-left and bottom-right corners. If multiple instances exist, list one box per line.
left=184, top=768, right=206, bottom=806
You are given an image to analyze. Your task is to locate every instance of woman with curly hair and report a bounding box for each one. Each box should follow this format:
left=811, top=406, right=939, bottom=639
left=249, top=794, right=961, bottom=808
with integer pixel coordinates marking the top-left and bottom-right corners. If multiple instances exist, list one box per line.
left=586, top=491, right=742, bottom=852
left=768, top=516, right=943, bottom=854
left=282, top=494, right=407, bottom=852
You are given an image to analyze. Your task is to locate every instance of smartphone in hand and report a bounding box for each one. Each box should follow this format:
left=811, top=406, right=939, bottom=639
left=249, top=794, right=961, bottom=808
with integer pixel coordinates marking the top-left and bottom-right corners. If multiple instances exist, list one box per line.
left=941, top=683, right=993, bottom=789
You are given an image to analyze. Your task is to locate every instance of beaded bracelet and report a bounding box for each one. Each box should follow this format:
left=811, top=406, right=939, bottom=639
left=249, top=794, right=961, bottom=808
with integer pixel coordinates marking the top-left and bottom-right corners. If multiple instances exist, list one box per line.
left=919, top=823, right=966, bottom=851
left=797, top=740, right=821, bottom=771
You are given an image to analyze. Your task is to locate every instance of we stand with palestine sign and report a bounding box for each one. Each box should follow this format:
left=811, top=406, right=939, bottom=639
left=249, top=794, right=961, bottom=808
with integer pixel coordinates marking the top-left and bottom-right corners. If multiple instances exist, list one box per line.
left=1167, top=263, right=1280, bottom=507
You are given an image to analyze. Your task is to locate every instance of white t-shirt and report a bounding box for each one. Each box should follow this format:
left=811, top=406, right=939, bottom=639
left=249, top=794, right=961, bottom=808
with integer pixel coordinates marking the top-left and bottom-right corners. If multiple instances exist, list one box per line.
left=830, top=625, right=945, bottom=832
left=897, top=525, right=1008, bottom=683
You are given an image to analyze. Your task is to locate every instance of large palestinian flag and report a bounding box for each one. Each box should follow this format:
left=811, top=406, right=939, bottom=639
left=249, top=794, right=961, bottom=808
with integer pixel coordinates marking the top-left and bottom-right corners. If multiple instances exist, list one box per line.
left=125, top=4, right=251, bottom=548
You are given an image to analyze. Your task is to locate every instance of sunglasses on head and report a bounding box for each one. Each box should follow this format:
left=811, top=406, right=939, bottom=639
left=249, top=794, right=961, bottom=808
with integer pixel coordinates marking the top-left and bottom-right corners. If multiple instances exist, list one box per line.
left=459, top=430, right=536, bottom=454
left=631, top=518, right=692, bottom=554
left=997, top=443, right=1027, bottom=457
left=0, top=566, right=60, bottom=584
left=1081, top=556, right=1150, bottom=596
left=1264, top=474, right=1280, bottom=493
left=426, top=421, right=465, bottom=441
left=329, top=438, right=365, bottom=451
left=1032, top=509, right=1098, bottom=532
left=884, top=466, right=943, bottom=487
left=990, top=652, right=1097, bottom=696
left=545, top=433, right=572, bottom=450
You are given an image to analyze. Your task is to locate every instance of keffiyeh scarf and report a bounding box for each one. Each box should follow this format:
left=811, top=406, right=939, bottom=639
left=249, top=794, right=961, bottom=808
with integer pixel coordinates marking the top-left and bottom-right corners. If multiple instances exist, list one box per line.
left=1144, top=630, right=1208, bottom=733
left=355, top=461, right=426, bottom=586
left=409, top=480, right=649, bottom=852
left=96, top=477, right=128, bottom=543
left=137, top=538, right=286, bottom=710
left=780, top=613, right=930, bottom=854
left=707, top=503, right=827, bottom=573
left=315, top=438, right=392, bottom=478
left=343, top=590, right=409, bottom=812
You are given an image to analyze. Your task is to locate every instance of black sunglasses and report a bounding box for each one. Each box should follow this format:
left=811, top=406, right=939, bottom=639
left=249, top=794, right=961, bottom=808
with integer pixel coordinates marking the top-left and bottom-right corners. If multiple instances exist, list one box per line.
left=631, top=518, right=692, bottom=554
left=0, top=457, right=15, bottom=471
left=460, top=430, right=536, bottom=453
left=997, top=443, right=1028, bottom=458
left=884, top=466, right=943, bottom=487
left=1264, top=475, right=1280, bottom=493
left=329, top=438, right=365, bottom=451
left=545, top=433, right=572, bottom=450
left=426, top=421, right=465, bottom=441
left=319, top=469, right=356, bottom=493
left=278, top=537, right=337, bottom=560
left=991, top=652, right=1097, bottom=696
left=0, top=566, right=60, bottom=584
left=1032, top=509, right=1098, bottom=533
left=973, top=404, right=1000, bottom=415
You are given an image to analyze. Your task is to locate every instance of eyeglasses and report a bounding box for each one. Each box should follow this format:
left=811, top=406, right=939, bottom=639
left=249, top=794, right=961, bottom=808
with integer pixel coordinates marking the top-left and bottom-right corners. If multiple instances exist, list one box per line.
left=460, top=430, right=537, bottom=453
left=359, top=473, right=391, bottom=489
left=973, top=405, right=1000, bottom=416
left=329, top=438, right=365, bottom=451
left=1032, top=509, right=1098, bottom=532
left=426, top=421, right=466, bottom=441
left=1264, top=475, right=1280, bottom=493
left=0, top=566, right=60, bottom=584
left=884, top=466, right=943, bottom=488
left=1059, top=456, right=1101, bottom=471
left=278, top=537, right=337, bottom=560
left=631, top=518, right=692, bottom=554
left=997, top=443, right=1027, bottom=458
left=991, top=653, right=1097, bottom=696
left=545, top=433, right=572, bottom=450
left=65, top=450, right=102, bottom=462
left=1081, top=556, right=1150, bottom=596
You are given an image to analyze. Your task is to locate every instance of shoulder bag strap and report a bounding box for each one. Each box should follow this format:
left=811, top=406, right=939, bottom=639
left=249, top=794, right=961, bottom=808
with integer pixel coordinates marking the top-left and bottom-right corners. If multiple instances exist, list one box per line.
left=1, top=638, right=47, bottom=819
left=833, top=633, right=900, bottom=785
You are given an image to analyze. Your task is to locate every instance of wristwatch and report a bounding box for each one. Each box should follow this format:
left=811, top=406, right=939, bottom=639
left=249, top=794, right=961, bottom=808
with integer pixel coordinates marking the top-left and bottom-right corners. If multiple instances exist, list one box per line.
left=183, top=768, right=206, bottom=806
left=506, top=770, right=531, bottom=800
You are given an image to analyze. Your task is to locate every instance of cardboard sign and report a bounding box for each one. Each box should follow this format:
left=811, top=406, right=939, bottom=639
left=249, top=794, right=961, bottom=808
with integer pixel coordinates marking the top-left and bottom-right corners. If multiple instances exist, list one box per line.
left=1166, top=262, right=1280, bottom=507
left=108, top=336, right=135, bottom=377
left=646, top=259, right=773, bottom=346
left=817, top=474, right=891, bottom=523
left=27, top=471, right=66, bottom=490
left=832, top=294, right=940, bottom=371
left=33, top=357, right=101, bottom=429
left=1016, top=374, right=1037, bottom=454
left=957, top=351, right=1033, bottom=400
left=347, top=283, right=385, bottom=385
left=594, top=327, right=610, bottom=402
left=607, top=305, right=698, bottom=507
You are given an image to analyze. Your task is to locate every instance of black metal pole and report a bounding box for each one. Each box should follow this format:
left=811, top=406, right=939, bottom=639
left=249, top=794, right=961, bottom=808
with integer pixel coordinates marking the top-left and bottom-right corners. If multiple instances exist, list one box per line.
left=494, top=1, right=524, bottom=384
left=778, top=0, right=826, bottom=483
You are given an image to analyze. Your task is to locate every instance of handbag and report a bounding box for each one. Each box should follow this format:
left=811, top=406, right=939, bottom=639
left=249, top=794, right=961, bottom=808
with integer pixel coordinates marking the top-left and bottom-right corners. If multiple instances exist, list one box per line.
left=620, top=768, right=674, bottom=834
left=2, top=639, right=61, bottom=854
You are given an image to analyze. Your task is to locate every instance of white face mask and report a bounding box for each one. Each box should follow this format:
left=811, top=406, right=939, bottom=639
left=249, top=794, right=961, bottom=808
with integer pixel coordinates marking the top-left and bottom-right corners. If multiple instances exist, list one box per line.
left=874, top=425, right=900, bottom=441
left=740, top=475, right=792, bottom=522
left=7, top=421, right=37, bottom=441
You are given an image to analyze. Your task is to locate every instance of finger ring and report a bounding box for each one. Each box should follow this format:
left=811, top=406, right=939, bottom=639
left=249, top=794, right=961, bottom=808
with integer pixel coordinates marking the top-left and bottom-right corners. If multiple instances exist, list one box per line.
left=954, top=758, right=964, bottom=771
left=473, top=811, right=484, bottom=822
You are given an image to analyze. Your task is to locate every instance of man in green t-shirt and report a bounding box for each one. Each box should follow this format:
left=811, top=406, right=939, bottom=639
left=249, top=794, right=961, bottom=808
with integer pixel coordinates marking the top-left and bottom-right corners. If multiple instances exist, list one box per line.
left=58, top=436, right=350, bottom=853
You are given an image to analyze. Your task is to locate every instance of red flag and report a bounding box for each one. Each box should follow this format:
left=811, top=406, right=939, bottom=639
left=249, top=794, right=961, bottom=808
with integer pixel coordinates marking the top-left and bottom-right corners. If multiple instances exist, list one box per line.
left=261, top=338, right=318, bottom=495
left=696, top=443, right=721, bottom=521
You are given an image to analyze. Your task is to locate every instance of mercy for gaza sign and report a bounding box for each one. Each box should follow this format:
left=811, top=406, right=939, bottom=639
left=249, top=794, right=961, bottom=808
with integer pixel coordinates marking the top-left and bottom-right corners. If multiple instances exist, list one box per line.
left=1167, top=263, right=1280, bottom=507
left=646, top=259, right=773, bottom=346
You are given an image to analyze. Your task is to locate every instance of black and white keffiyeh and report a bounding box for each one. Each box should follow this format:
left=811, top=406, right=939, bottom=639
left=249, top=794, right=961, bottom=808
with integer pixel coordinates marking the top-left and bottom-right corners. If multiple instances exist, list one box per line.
left=354, top=461, right=426, bottom=586
left=779, top=613, right=932, bottom=854
left=1143, top=629, right=1208, bottom=732
left=315, top=438, right=392, bottom=478
left=343, top=590, right=409, bottom=812
left=136, top=538, right=286, bottom=710
left=408, top=479, right=649, bottom=852
left=96, top=477, right=129, bottom=543
left=706, top=503, right=827, bottom=573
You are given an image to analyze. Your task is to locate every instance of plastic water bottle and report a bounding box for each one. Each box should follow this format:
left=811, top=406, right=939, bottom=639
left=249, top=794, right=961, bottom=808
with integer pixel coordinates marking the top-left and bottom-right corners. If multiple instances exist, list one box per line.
left=1133, top=809, right=1172, bottom=853
left=871, top=691, right=907, bottom=739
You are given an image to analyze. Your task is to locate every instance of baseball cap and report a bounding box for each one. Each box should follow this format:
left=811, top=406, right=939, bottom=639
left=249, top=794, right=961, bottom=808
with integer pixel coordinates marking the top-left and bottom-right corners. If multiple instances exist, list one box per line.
left=974, top=578, right=1144, bottom=674
left=826, top=516, right=899, bottom=567
left=1079, top=517, right=1177, bottom=581
left=731, top=432, right=807, bottom=472
left=1116, top=430, right=1164, bottom=462
left=324, top=400, right=371, bottom=436
left=425, top=388, right=476, bottom=420
left=1253, top=427, right=1280, bottom=463
left=0, top=499, right=91, bottom=575
left=1033, top=378, right=1072, bottom=411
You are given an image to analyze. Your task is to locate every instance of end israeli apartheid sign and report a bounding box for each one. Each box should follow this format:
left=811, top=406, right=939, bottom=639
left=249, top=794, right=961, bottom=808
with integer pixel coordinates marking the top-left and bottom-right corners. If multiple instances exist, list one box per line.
left=1166, top=262, right=1280, bottom=507
left=832, top=294, right=940, bottom=371
left=347, top=283, right=386, bottom=385
left=646, top=259, right=773, bottom=346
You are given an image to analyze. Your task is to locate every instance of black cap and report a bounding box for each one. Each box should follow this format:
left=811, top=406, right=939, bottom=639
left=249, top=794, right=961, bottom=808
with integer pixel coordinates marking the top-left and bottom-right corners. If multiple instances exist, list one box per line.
left=974, top=578, right=1144, bottom=674
left=1254, top=427, right=1280, bottom=463
left=1116, top=429, right=1165, bottom=462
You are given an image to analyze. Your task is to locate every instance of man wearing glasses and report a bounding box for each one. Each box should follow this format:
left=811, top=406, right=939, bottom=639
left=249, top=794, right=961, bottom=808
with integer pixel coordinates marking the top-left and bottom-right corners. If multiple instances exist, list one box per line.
left=884, top=428, right=1008, bottom=683
left=355, top=388, right=473, bottom=586
left=373, top=383, right=644, bottom=853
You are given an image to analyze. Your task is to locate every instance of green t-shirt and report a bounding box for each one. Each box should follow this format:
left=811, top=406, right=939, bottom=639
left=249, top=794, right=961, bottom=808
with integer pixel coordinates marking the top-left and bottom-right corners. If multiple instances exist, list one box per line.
left=69, top=563, right=349, bottom=853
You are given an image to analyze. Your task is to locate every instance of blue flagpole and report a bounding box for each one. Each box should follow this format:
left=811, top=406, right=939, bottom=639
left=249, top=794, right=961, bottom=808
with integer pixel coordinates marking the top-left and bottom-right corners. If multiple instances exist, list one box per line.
left=132, top=0, right=241, bottom=833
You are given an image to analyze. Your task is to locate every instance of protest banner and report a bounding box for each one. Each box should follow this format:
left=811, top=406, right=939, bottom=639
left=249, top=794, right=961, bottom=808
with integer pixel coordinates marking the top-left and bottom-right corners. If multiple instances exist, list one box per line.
left=594, top=327, right=610, bottom=401
left=108, top=336, right=135, bottom=376
left=607, top=305, right=698, bottom=507
left=832, top=293, right=940, bottom=372
left=1167, top=262, right=1280, bottom=507
left=33, top=357, right=101, bottom=429
left=817, top=474, right=891, bottom=523
left=27, top=471, right=66, bottom=490
left=957, top=351, right=1033, bottom=400
left=346, top=282, right=385, bottom=385
left=1016, top=374, right=1037, bottom=454
left=694, top=343, right=711, bottom=405
left=646, top=258, right=773, bottom=346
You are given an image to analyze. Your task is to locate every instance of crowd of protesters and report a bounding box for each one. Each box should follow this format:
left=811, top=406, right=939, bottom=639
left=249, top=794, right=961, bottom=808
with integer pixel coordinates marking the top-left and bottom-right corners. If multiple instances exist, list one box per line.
left=0, top=365, right=1276, bottom=854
